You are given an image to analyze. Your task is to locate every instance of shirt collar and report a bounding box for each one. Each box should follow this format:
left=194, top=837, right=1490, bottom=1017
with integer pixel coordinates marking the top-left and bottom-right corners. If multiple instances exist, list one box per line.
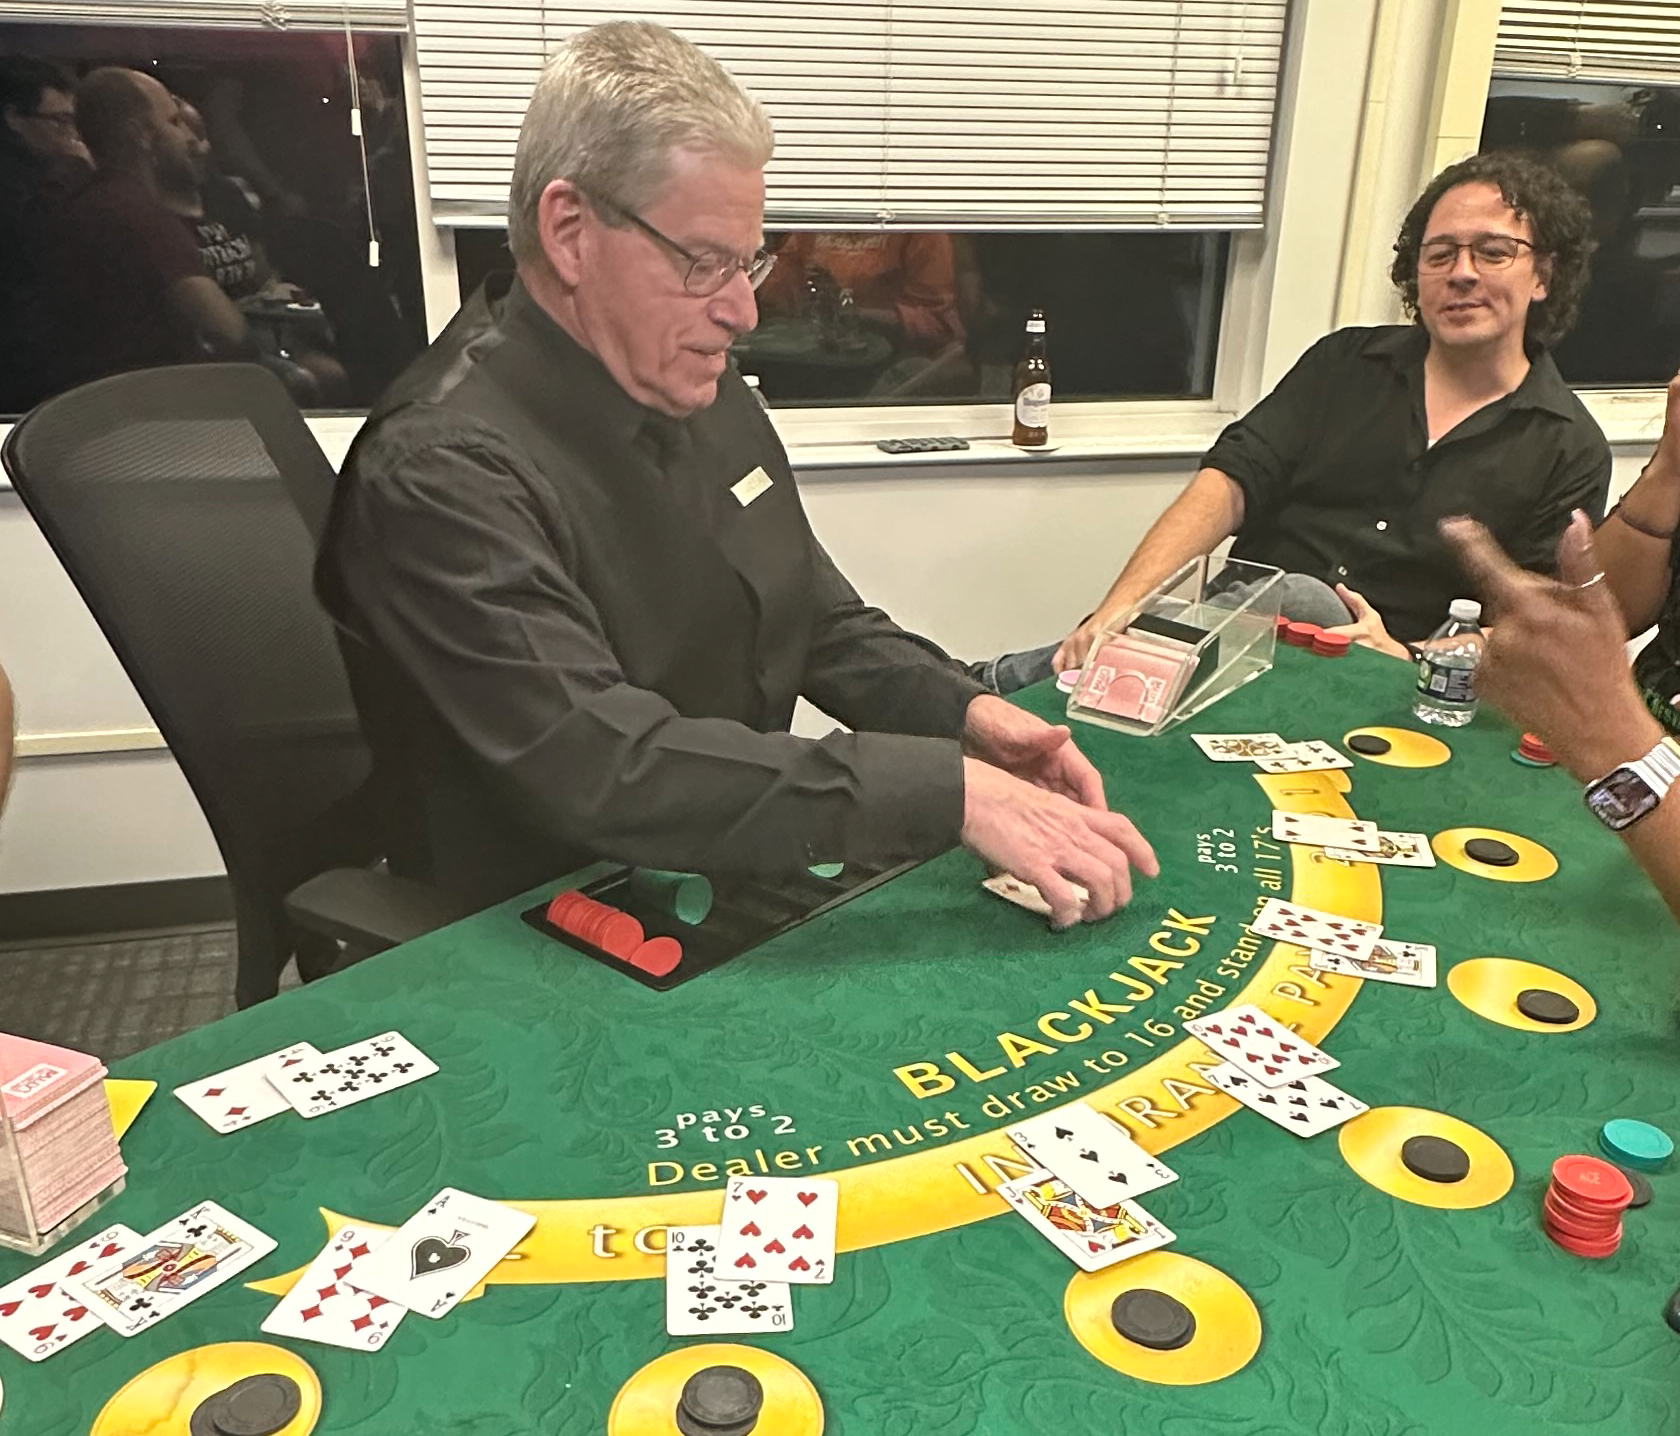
left=1362, top=322, right=1579, bottom=421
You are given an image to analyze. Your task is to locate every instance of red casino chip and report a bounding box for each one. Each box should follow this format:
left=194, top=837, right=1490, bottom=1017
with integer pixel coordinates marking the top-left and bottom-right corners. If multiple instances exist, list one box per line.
left=630, top=936, right=683, bottom=977
left=1550, top=1156, right=1633, bottom=1210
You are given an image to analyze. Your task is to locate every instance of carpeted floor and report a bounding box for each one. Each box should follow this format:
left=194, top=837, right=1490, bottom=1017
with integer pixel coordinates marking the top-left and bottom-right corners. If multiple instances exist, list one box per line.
left=0, top=926, right=259, bottom=1062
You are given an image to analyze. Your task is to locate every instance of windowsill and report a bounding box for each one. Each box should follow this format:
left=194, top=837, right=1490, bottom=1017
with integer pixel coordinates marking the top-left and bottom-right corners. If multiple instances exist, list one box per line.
left=785, top=432, right=1221, bottom=472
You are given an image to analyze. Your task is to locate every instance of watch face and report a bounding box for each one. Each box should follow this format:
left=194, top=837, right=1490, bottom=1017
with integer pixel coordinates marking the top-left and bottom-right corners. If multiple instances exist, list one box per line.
left=1586, top=766, right=1659, bottom=831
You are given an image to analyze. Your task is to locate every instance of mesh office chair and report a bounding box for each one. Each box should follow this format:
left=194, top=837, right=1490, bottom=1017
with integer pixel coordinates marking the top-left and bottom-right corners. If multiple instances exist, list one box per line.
left=2, top=364, right=465, bottom=1006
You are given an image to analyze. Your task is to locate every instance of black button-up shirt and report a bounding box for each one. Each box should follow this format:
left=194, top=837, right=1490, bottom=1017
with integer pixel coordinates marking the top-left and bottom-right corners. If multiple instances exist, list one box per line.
left=1204, top=325, right=1611, bottom=642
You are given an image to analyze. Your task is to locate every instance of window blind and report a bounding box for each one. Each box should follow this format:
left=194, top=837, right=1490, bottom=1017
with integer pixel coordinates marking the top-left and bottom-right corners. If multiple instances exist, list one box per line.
left=0, top=1, right=409, bottom=30
left=1494, top=1, right=1680, bottom=86
left=415, top=0, right=1290, bottom=231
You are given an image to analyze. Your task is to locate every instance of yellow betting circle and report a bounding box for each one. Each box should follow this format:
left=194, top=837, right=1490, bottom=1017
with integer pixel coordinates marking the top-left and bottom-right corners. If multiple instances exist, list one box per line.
left=92, top=1342, right=321, bottom=1436
left=1338, top=1106, right=1514, bottom=1210
left=1343, top=726, right=1452, bottom=769
left=608, top=1343, right=823, bottom=1435
left=1447, top=957, right=1597, bottom=1034
left=1064, top=1251, right=1262, bottom=1386
left=1432, top=827, right=1558, bottom=883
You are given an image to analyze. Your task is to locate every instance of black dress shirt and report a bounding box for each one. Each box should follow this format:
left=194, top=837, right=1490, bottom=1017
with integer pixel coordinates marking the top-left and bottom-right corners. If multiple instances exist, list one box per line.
left=317, top=274, right=983, bottom=906
left=1632, top=540, right=1680, bottom=733
left=1204, top=325, right=1611, bottom=642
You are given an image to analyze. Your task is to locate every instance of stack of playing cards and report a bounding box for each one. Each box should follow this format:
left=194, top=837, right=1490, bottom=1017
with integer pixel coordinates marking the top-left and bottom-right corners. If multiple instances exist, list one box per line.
left=997, top=1102, right=1178, bottom=1271
left=1184, top=1003, right=1367, bottom=1138
left=174, top=1031, right=437, bottom=1136
left=0, top=1035, right=127, bottom=1254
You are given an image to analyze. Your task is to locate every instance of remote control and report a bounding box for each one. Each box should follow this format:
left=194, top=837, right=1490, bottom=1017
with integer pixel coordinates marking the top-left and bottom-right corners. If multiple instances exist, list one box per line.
left=875, top=436, right=972, bottom=454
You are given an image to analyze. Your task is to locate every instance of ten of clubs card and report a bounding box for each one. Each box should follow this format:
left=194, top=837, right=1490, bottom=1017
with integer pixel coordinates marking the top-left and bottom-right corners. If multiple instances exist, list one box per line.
left=72, top=1201, right=276, bottom=1337
left=0, top=1223, right=141, bottom=1360
left=1183, top=1002, right=1340, bottom=1087
left=713, top=1177, right=839, bottom=1285
left=351, top=1187, right=533, bottom=1320
left=998, top=1169, right=1175, bottom=1272
left=260, top=1224, right=408, bottom=1351
left=269, top=1031, right=437, bottom=1120
left=1006, top=1101, right=1177, bottom=1209
left=664, top=1225, right=793, bottom=1337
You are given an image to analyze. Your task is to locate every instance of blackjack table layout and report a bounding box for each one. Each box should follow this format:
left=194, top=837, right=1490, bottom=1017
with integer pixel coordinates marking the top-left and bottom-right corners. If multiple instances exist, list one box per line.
left=5, top=644, right=1678, bottom=1436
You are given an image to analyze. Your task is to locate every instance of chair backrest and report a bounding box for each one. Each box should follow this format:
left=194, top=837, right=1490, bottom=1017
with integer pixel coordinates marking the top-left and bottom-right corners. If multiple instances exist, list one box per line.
left=2, top=363, right=378, bottom=1003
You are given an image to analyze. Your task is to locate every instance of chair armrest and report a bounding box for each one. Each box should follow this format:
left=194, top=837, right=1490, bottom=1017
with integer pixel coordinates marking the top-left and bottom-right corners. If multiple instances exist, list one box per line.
left=284, top=868, right=474, bottom=952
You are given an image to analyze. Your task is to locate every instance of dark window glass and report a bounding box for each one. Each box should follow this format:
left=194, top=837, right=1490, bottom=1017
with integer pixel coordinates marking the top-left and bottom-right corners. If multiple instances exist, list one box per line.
left=456, top=228, right=1228, bottom=406
left=1484, top=80, right=1680, bottom=387
left=0, top=25, right=426, bottom=416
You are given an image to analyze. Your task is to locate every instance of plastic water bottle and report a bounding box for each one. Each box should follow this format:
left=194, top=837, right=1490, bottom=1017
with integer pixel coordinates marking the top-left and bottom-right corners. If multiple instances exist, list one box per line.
left=1412, top=598, right=1485, bottom=727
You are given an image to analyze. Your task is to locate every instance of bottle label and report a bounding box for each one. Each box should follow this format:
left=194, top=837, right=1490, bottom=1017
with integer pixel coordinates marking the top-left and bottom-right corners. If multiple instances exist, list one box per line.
left=1015, top=383, right=1051, bottom=428
left=1416, top=659, right=1475, bottom=703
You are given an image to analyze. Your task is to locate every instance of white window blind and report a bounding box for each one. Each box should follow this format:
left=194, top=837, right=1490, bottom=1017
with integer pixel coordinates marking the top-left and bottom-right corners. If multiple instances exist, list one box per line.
left=0, top=1, right=409, bottom=30
left=415, top=0, right=1290, bottom=231
left=1494, top=2, right=1680, bottom=85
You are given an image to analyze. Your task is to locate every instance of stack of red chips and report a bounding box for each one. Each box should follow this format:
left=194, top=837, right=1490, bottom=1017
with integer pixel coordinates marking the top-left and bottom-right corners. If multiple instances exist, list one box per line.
left=1515, top=732, right=1557, bottom=767
left=1311, top=631, right=1352, bottom=659
left=1543, top=1155, right=1633, bottom=1258
left=545, top=890, right=684, bottom=977
left=1282, top=621, right=1321, bottom=649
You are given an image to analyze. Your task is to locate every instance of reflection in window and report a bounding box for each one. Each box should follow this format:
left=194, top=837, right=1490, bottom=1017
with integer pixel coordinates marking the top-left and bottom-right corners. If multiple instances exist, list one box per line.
left=455, top=229, right=1227, bottom=407
left=1484, top=81, right=1680, bottom=387
left=0, top=26, right=426, bottom=416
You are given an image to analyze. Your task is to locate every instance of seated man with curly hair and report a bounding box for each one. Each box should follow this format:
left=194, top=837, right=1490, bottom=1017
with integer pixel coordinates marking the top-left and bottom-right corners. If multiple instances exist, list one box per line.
left=978, top=153, right=1611, bottom=690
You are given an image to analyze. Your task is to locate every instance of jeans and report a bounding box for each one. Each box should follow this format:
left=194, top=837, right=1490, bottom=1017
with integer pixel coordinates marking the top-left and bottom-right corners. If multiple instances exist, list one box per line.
left=968, top=572, right=1354, bottom=697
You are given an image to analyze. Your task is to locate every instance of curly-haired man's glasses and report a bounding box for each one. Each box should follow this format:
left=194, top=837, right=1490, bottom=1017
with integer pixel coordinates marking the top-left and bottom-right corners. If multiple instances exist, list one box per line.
left=1418, top=234, right=1536, bottom=273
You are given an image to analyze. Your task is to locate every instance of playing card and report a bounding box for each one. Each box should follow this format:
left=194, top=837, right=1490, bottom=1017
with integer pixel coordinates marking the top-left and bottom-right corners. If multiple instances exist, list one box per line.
left=1247, top=897, right=1383, bottom=963
left=259, top=1223, right=407, bottom=1351
left=1203, top=1061, right=1368, bottom=1137
left=998, top=1169, right=1174, bottom=1272
left=1322, top=830, right=1437, bottom=868
left=981, top=874, right=1088, bottom=919
left=1191, top=732, right=1288, bottom=761
left=351, top=1188, right=533, bottom=1320
left=714, top=1177, right=839, bottom=1286
left=270, top=1031, right=437, bottom=1120
left=174, top=1042, right=321, bottom=1134
left=1006, top=1101, right=1177, bottom=1209
left=1183, top=1002, right=1340, bottom=1087
left=1256, top=740, right=1355, bottom=774
left=0, top=1223, right=140, bottom=1361
left=664, top=1225, right=793, bottom=1337
left=1309, top=940, right=1438, bottom=988
left=1271, top=811, right=1381, bottom=851
left=74, top=1201, right=276, bottom=1337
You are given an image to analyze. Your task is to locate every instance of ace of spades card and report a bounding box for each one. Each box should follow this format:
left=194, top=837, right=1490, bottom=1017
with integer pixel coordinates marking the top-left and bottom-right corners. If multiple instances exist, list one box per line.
left=0, top=1223, right=141, bottom=1361
left=1247, top=897, right=1383, bottom=964
left=260, top=1224, right=408, bottom=1351
left=998, top=1169, right=1175, bottom=1272
left=1202, top=1061, right=1367, bottom=1137
left=714, top=1177, right=839, bottom=1285
left=350, top=1187, right=533, bottom=1320
left=1005, top=1101, right=1177, bottom=1209
left=1183, top=1002, right=1340, bottom=1087
left=664, top=1225, right=793, bottom=1337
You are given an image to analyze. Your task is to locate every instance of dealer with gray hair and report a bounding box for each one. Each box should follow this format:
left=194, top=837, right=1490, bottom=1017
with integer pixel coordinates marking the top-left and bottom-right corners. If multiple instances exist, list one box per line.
left=318, top=21, right=1155, bottom=930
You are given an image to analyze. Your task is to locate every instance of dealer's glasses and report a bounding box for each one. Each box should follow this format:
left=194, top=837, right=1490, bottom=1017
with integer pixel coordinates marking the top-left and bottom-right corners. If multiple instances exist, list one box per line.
left=592, top=194, right=775, bottom=296
left=1418, top=234, right=1535, bottom=273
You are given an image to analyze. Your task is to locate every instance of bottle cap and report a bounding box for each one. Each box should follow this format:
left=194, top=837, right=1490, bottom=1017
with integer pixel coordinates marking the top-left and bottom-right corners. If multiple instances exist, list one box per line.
left=1448, top=598, right=1482, bottom=623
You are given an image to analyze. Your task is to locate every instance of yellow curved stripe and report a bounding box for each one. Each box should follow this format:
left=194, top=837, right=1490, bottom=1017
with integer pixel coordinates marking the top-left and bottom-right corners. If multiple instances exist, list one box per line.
left=253, top=772, right=1379, bottom=1296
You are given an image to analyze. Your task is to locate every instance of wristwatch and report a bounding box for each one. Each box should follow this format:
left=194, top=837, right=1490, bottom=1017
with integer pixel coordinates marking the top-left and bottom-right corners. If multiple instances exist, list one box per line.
left=1583, top=736, right=1680, bottom=831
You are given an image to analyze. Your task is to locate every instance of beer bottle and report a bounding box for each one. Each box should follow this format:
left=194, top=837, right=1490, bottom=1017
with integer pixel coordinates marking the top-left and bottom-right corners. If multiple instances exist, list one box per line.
left=1011, top=309, right=1051, bottom=447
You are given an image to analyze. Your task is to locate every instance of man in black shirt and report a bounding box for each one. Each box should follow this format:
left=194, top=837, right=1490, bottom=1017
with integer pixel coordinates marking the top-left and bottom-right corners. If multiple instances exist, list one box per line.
left=319, top=21, right=1155, bottom=931
left=981, top=154, right=1609, bottom=690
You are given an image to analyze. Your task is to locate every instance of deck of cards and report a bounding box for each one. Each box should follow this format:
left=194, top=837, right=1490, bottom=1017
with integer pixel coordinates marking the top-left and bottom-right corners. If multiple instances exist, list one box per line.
left=0, top=1034, right=128, bottom=1253
left=174, top=1030, right=437, bottom=1136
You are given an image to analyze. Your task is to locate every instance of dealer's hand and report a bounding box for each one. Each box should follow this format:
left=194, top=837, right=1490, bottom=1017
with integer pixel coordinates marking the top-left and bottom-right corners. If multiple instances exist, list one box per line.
left=963, top=694, right=1105, bottom=809
left=1440, top=510, right=1662, bottom=781
left=960, top=757, right=1158, bottom=929
left=1323, top=584, right=1410, bottom=660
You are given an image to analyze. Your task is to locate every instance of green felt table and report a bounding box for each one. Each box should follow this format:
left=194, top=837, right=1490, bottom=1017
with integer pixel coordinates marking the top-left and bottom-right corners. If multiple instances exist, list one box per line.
left=5, top=644, right=1677, bottom=1436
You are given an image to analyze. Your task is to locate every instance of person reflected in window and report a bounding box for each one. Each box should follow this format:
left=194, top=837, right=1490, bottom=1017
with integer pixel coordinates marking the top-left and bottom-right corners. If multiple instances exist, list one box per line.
left=974, top=153, right=1610, bottom=694
left=0, top=57, right=93, bottom=412
left=36, top=67, right=251, bottom=395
